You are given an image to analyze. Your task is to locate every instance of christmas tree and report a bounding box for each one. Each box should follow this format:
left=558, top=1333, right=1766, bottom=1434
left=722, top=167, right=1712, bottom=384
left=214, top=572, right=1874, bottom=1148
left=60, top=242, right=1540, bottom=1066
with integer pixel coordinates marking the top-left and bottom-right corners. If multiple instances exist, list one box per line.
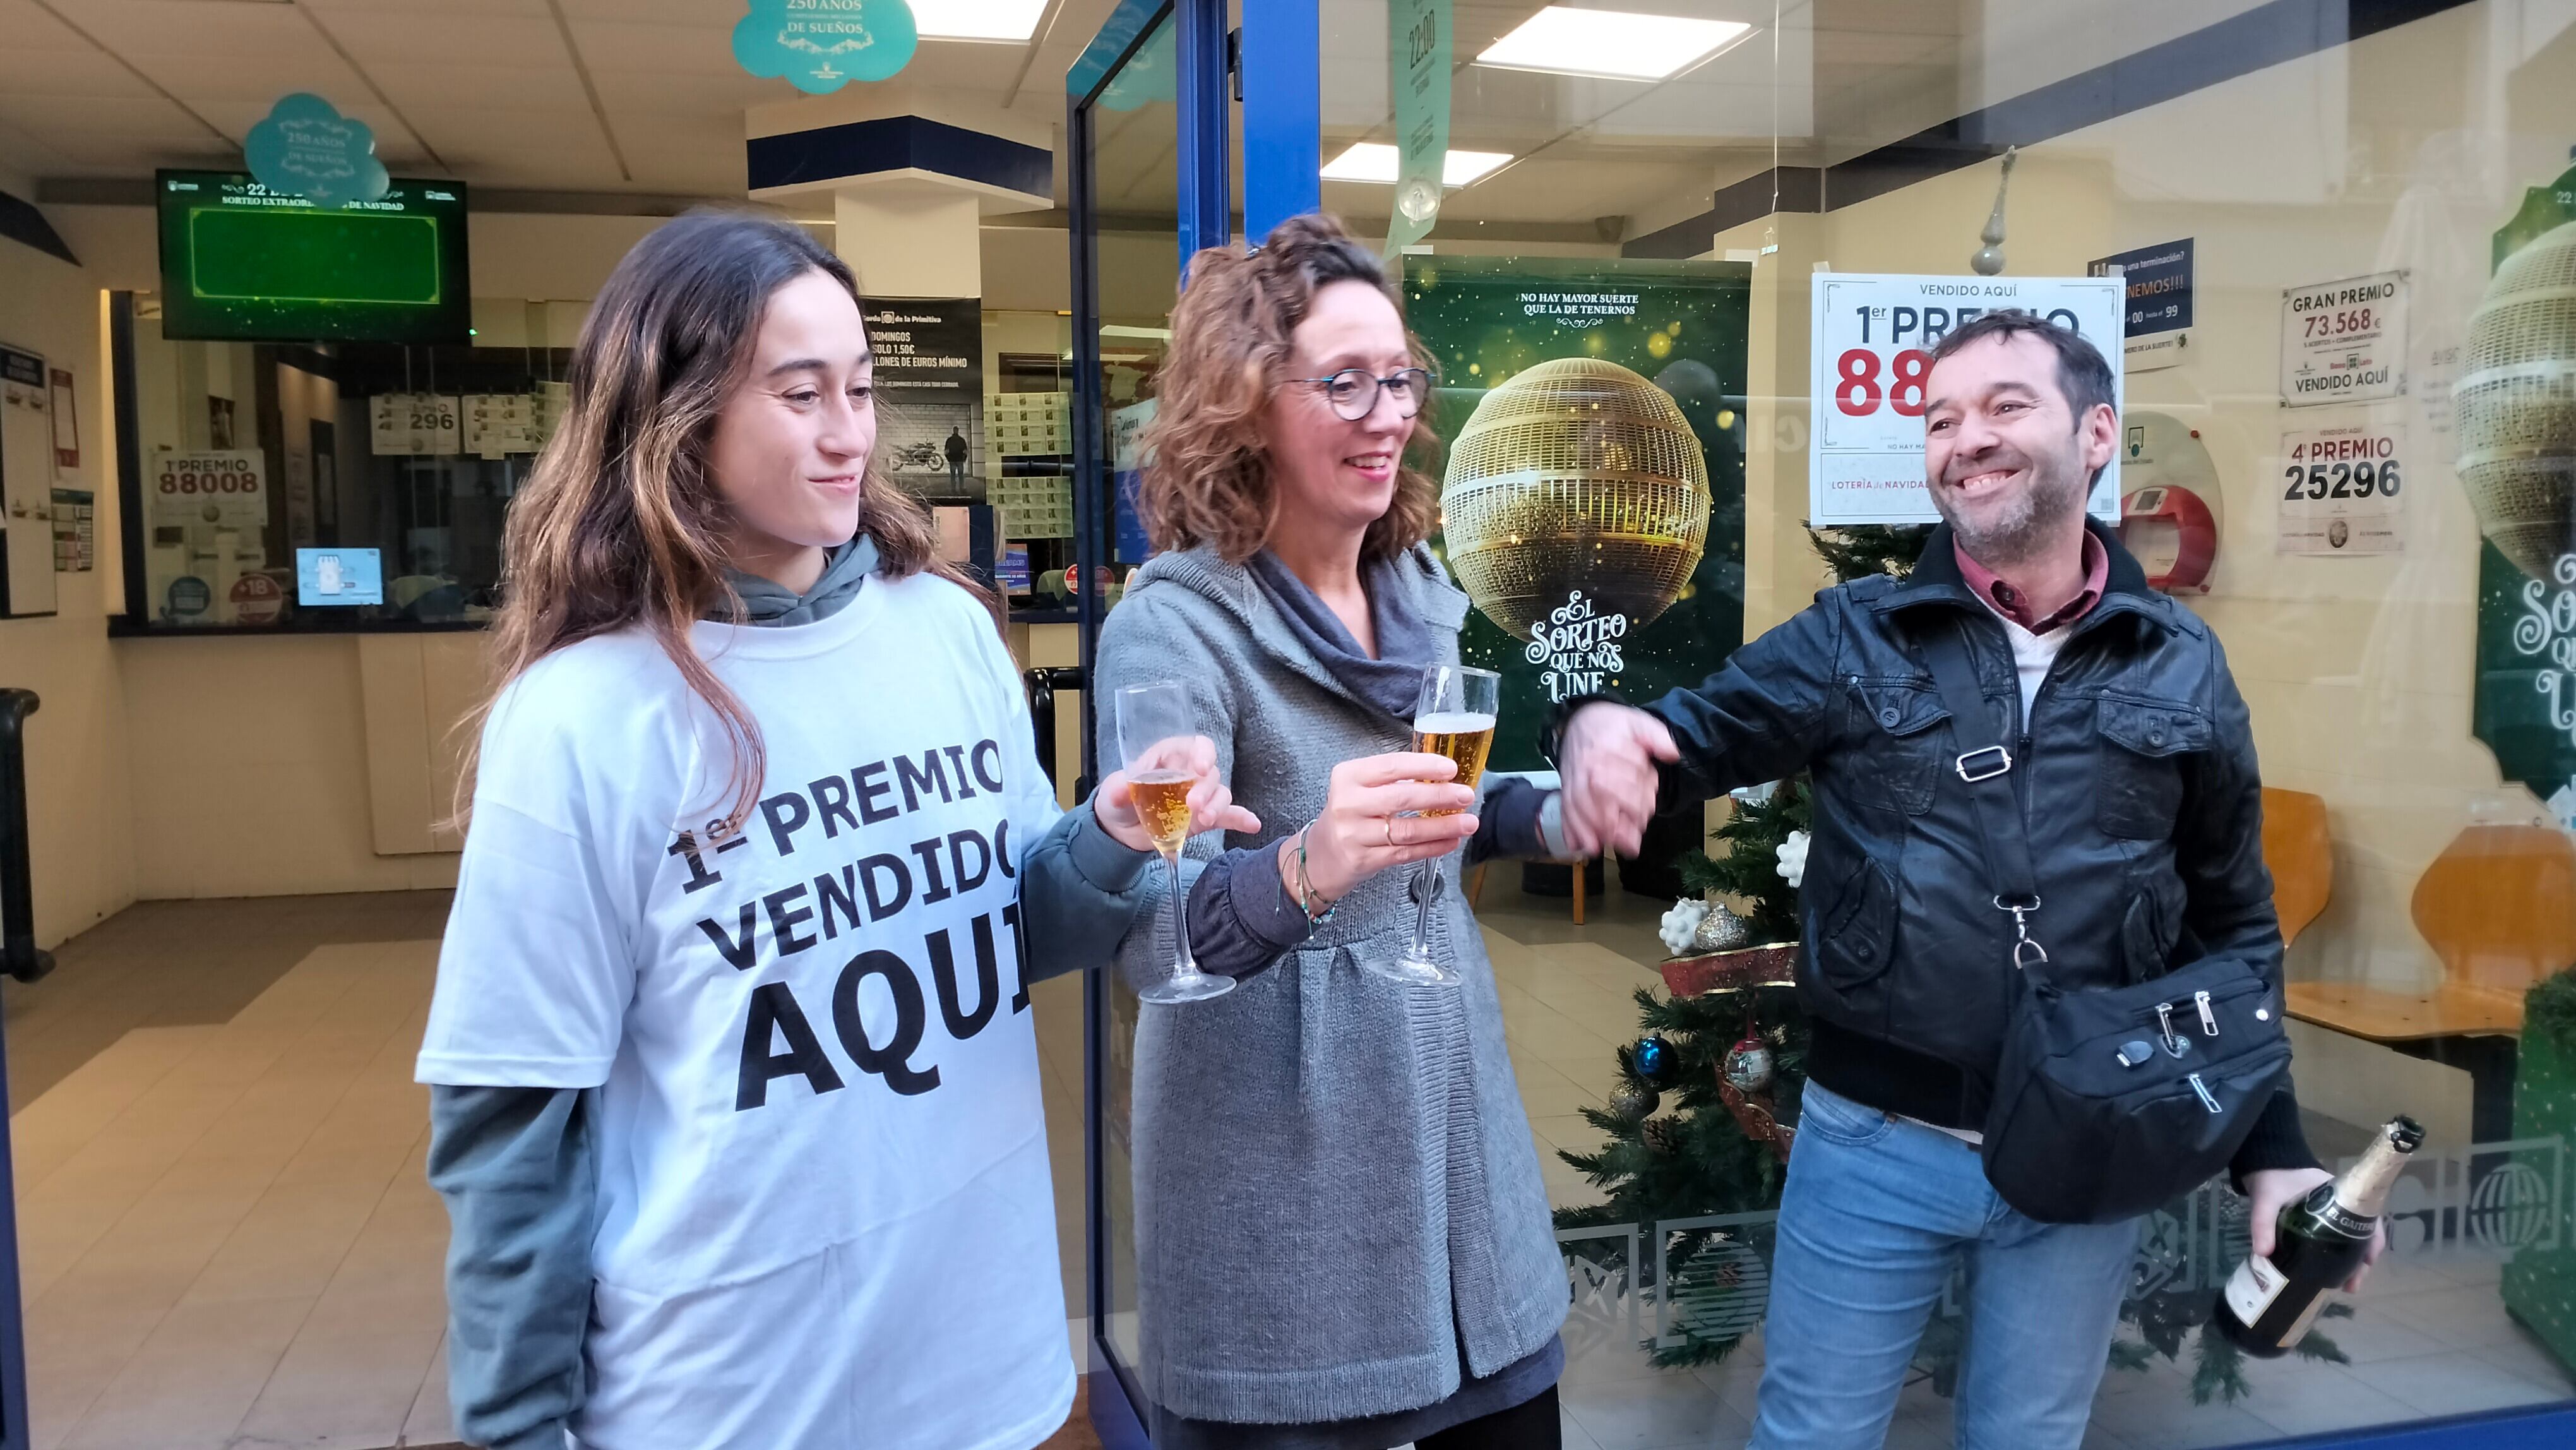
left=1554, top=525, right=1913, bottom=1368
left=1551, top=522, right=2337, bottom=1397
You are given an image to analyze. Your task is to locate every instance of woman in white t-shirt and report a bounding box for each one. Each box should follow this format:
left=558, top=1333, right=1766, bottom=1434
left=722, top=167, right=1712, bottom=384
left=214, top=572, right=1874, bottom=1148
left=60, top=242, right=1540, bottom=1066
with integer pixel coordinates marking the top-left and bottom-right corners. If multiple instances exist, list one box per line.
left=417, top=210, right=1250, bottom=1450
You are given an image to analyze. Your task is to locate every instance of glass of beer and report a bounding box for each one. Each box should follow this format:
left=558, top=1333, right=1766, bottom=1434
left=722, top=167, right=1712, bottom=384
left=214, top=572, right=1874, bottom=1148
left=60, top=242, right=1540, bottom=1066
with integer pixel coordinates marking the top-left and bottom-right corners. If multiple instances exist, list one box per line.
left=1368, top=664, right=1498, bottom=988
left=1114, top=681, right=1233, bottom=1004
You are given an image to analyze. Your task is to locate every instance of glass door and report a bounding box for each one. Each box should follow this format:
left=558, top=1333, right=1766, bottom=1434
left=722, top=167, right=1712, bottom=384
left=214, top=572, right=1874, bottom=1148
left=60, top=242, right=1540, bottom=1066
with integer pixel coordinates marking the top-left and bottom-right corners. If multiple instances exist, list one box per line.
left=1069, top=1, right=1227, bottom=1434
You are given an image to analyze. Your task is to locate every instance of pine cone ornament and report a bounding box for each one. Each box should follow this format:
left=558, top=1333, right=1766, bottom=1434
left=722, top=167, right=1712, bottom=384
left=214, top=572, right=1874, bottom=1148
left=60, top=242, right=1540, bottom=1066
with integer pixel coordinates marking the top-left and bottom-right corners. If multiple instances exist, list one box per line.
left=1642, top=1115, right=1686, bottom=1155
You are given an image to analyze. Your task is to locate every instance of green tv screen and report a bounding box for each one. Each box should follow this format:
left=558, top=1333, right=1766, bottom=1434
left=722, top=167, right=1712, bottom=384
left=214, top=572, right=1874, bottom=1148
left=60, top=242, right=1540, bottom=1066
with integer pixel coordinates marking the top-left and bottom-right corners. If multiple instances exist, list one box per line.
left=156, top=171, right=470, bottom=343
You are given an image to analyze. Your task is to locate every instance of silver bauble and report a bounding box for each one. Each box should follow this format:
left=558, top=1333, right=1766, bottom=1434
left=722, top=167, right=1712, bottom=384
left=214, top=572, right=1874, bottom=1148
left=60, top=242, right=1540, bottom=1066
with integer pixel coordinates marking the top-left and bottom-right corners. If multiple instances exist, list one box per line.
left=2460, top=219, right=2576, bottom=580
left=1690, top=900, right=1751, bottom=954
left=1722, top=1038, right=1776, bottom=1093
left=1607, top=1079, right=1661, bottom=1123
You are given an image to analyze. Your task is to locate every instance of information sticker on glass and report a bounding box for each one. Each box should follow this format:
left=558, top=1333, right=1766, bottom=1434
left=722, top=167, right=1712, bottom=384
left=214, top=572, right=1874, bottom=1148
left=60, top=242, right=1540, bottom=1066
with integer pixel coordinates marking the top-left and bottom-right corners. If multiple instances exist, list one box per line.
left=2277, top=414, right=2405, bottom=556
left=2280, top=271, right=2407, bottom=407
left=297, top=547, right=384, bottom=606
left=1808, top=272, right=2126, bottom=524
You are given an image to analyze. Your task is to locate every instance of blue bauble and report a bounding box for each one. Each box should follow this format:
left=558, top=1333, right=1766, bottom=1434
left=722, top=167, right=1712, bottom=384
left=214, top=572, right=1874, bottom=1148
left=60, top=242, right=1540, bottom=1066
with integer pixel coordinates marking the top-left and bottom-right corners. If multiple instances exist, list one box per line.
left=1633, top=1035, right=1674, bottom=1086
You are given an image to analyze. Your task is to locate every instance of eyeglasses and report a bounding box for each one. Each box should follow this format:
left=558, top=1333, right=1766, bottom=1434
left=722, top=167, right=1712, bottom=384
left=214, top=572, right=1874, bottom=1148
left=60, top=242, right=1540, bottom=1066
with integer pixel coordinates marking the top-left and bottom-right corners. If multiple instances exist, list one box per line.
left=1291, top=367, right=1434, bottom=422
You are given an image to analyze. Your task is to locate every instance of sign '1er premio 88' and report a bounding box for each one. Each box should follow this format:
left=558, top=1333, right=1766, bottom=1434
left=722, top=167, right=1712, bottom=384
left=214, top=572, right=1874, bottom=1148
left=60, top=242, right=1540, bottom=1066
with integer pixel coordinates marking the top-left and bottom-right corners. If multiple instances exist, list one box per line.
left=1808, top=272, right=2125, bottom=525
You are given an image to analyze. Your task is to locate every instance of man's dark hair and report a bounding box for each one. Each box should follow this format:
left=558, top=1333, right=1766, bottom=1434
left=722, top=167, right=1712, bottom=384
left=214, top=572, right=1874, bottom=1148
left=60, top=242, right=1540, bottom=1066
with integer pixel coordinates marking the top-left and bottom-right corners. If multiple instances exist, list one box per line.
left=1928, top=309, right=2116, bottom=426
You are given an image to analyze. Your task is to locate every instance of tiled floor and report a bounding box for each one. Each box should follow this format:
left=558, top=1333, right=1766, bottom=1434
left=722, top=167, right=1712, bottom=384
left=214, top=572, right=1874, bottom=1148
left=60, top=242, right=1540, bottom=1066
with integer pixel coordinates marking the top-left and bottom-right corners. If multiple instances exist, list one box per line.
left=10, top=881, right=2573, bottom=1450
left=9, top=932, right=453, bottom=1450
left=3, top=896, right=1094, bottom=1450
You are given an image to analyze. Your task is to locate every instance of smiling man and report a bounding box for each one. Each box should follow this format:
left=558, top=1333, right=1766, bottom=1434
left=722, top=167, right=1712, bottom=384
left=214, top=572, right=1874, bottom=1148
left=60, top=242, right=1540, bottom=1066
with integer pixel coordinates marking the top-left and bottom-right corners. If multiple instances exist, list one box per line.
left=1549, top=312, right=2361, bottom=1448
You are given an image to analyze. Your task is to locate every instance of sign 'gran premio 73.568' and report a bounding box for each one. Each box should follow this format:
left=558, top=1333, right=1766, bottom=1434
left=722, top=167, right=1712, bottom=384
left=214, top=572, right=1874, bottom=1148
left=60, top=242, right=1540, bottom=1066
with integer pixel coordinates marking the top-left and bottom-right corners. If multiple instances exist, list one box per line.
left=1808, top=272, right=2125, bottom=525
left=2279, top=271, right=2408, bottom=407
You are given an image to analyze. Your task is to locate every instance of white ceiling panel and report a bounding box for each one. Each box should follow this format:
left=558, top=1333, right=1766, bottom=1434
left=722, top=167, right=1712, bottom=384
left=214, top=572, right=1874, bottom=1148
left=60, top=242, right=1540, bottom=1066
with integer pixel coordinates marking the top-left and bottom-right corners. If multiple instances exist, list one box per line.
left=553, top=0, right=734, bottom=22
left=16, top=134, right=232, bottom=172
left=893, top=43, right=1043, bottom=88
left=303, top=0, right=548, bottom=16
left=367, top=64, right=595, bottom=112
left=564, top=20, right=746, bottom=77
left=0, top=119, right=81, bottom=179
left=0, top=49, right=162, bottom=99
left=588, top=69, right=773, bottom=113
left=0, top=91, right=226, bottom=140
left=72, top=1, right=336, bottom=60
left=123, top=50, right=372, bottom=105
left=0, top=0, right=102, bottom=52
left=312, top=13, right=573, bottom=69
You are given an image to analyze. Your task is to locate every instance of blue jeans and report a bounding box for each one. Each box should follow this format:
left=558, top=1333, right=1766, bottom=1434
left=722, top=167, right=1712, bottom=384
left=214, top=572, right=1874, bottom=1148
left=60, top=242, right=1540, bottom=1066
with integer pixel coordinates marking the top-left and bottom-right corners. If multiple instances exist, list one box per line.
left=1748, top=1082, right=2142, bottom=1450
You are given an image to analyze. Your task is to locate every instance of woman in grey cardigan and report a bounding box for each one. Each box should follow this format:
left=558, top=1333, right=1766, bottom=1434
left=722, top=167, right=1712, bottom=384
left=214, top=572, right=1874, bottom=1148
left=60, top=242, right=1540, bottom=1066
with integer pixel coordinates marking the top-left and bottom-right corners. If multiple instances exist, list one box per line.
left=1096, top=214, right=1573, bottom=1449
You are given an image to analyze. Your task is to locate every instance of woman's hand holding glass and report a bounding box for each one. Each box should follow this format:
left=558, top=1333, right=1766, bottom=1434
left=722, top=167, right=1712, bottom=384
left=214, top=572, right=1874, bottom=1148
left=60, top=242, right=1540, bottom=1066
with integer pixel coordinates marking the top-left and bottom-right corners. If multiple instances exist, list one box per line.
left=1094, top=734, right=1260, bottom=855
left=1277, top=753, right=1478, bottom=908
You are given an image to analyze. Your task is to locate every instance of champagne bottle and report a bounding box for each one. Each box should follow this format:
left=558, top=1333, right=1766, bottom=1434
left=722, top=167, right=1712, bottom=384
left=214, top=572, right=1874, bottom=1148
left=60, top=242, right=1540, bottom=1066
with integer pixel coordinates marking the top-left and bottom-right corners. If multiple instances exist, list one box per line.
left=2211, top=1115, right=2423, bottom=1357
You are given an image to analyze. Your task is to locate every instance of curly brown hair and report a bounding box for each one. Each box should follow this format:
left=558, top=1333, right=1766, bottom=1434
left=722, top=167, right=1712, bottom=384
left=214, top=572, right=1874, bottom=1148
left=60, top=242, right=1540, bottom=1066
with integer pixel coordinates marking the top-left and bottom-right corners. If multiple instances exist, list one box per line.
left=1138, top=213, right=1441, bottom=563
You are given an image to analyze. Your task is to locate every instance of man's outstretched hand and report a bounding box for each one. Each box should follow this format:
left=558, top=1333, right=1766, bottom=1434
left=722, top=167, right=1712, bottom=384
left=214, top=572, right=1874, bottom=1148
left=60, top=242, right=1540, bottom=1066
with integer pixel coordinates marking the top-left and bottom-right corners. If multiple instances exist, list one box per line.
left=1558, top=703, right=1679, bottom=858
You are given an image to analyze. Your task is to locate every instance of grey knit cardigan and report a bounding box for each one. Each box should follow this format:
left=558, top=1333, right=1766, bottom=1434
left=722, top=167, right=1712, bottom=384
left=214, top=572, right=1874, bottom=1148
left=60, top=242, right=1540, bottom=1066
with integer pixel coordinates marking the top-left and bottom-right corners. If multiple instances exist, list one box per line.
left=1095, top=542, right=1568, bottom=1425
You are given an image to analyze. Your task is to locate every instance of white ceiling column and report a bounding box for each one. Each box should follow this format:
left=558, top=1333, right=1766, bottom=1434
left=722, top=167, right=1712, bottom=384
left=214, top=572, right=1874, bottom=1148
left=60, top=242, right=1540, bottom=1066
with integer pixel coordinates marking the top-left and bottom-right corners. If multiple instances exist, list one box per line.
left=834, top=183, right=984, bottom=300
left=748, top=88, right=1052, bottom=301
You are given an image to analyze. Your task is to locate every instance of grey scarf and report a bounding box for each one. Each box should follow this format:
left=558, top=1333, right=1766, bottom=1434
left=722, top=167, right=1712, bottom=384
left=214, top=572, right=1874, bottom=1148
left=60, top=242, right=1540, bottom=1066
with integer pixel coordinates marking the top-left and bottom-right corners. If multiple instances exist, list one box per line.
left=719, top=535, right=880, bottom=626
left=1244, top=548, right=1435, bottom=722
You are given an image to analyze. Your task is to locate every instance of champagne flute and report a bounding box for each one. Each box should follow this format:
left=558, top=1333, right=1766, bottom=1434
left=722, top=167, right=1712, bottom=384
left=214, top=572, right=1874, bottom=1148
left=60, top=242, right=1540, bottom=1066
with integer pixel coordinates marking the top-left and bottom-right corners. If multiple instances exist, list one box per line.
left=1115, top=681, right=1234, bottom=1005
left=1365, top=664, right=1499, bottom=988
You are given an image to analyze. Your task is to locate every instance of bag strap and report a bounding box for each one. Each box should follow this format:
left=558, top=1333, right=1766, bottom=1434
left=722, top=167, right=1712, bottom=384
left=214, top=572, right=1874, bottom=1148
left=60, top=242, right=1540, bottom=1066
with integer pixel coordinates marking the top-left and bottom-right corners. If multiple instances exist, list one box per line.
left=1919, top=616, right=2049, bottom=970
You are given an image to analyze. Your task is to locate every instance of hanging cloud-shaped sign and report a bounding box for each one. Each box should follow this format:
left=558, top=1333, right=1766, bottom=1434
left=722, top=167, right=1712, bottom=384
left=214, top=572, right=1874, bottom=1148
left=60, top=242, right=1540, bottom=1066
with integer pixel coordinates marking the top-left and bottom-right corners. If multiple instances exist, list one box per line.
left=245, top=93, right=390, bottom=209
left=1097, top=21, right=1176, bottom=112
left=733, top=0, right=918, bottom=93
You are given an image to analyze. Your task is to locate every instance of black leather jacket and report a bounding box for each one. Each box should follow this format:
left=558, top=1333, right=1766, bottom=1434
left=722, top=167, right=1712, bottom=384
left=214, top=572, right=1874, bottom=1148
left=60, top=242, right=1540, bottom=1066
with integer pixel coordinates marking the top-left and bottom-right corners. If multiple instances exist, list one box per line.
left=1635, top=522, right=2311, bottom=1171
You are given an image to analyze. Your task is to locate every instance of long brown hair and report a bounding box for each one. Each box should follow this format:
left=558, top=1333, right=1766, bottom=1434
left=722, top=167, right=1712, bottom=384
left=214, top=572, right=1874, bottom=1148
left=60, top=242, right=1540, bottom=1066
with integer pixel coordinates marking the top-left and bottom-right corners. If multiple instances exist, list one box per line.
left=459, top=208, right=981, bottom=836
left=1138, top=213, right=1440, bottom=562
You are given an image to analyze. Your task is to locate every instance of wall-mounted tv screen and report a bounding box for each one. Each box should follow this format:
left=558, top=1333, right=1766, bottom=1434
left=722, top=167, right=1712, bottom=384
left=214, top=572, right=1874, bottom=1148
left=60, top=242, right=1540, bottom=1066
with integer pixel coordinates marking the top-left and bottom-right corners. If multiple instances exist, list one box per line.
left=155, top=171, right=470, bottom=344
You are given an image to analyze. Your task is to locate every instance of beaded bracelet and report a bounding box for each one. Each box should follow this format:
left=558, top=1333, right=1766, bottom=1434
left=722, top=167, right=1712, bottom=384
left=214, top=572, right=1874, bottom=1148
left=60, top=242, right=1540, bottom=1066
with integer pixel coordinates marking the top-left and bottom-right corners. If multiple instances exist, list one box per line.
left=1293, top=827, right=1339, bottom=927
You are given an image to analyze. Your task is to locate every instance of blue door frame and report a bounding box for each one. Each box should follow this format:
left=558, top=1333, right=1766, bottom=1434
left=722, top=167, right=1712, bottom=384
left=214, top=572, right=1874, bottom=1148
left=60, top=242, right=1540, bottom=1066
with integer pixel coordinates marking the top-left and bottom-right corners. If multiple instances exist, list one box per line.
left=1064, top=4, right=1204, bottom=1441
left=1060, top=3, right=2576, bottom=1446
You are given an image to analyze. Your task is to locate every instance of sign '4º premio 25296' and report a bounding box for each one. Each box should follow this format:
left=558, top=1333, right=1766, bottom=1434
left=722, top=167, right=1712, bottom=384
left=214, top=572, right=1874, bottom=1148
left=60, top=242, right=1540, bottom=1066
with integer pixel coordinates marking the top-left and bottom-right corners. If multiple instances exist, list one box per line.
left=1808, top=272, right=2125, bottom=526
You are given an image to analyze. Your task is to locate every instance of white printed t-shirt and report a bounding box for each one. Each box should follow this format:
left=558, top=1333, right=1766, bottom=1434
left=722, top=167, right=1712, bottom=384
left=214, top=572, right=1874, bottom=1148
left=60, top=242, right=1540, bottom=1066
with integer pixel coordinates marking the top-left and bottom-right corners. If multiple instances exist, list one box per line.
left=417, top=572, right=1073, bottom=1450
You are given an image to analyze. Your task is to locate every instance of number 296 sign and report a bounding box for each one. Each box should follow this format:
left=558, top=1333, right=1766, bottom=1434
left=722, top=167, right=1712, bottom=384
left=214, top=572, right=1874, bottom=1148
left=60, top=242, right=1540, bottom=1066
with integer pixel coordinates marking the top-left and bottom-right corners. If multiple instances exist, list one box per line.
left=1809, top=273, right=2125, bottom=525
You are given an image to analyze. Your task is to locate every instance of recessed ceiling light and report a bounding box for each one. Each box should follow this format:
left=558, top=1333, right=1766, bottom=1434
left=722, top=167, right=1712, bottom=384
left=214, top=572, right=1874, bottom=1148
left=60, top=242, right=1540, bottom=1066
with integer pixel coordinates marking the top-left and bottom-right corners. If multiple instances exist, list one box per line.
left=1320, top=143, right=1515, bottom=187
left=909, top=0, right=1050, bottom=42
left=1475, top=8, right=1753, bottom=81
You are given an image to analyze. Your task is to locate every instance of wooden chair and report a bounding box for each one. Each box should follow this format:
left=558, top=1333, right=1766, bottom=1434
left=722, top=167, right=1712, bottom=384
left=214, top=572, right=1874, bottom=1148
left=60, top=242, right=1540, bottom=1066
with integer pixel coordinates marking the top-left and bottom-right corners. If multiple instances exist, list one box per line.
left=2262, top=786, right=2333, bottom=947
left=2286, top=821, right=2573, bottom=1146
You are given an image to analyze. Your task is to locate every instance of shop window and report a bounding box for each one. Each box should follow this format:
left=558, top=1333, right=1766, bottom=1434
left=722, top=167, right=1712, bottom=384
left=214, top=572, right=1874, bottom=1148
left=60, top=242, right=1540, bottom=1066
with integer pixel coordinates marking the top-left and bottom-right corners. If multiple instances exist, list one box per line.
left=1080, top=1, right=2576, bottom=1444
left=112, top=292, right=568, bottom=632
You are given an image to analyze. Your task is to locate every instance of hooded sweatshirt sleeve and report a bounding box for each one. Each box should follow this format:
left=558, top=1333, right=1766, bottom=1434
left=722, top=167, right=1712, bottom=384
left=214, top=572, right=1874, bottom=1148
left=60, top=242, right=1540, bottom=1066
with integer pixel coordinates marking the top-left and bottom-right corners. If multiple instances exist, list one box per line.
left=426, top=1084, right=599, bottom=1450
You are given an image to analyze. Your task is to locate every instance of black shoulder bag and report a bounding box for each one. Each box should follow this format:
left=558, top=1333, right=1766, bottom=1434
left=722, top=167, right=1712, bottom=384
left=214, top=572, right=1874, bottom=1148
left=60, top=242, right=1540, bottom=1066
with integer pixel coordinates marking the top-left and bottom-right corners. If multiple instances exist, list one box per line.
left=1920, top=617, right=2291, bottom=1225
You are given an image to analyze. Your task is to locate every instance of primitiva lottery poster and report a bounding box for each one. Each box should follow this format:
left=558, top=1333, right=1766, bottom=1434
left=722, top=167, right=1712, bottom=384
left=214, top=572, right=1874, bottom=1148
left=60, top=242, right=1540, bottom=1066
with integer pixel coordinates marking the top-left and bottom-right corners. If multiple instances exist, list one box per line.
left=1404, top=256, right=1753, bottom=772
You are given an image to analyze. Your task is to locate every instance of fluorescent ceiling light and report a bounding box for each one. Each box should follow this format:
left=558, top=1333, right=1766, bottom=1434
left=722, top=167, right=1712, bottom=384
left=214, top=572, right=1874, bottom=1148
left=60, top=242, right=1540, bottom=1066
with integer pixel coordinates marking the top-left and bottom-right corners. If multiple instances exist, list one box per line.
left=1320, top=143, right=1515, bottom=187
left=909, top=0, right=1049, bottom=42
left=1476, top=8, right=1753, bottom=81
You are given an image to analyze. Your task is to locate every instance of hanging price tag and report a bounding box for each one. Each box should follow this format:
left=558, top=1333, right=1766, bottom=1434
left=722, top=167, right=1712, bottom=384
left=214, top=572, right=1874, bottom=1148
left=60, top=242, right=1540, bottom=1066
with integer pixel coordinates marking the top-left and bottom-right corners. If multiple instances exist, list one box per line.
left=1808, top=272, right=2125, bottom=525
left=369, top=393, right=416, bottom=455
